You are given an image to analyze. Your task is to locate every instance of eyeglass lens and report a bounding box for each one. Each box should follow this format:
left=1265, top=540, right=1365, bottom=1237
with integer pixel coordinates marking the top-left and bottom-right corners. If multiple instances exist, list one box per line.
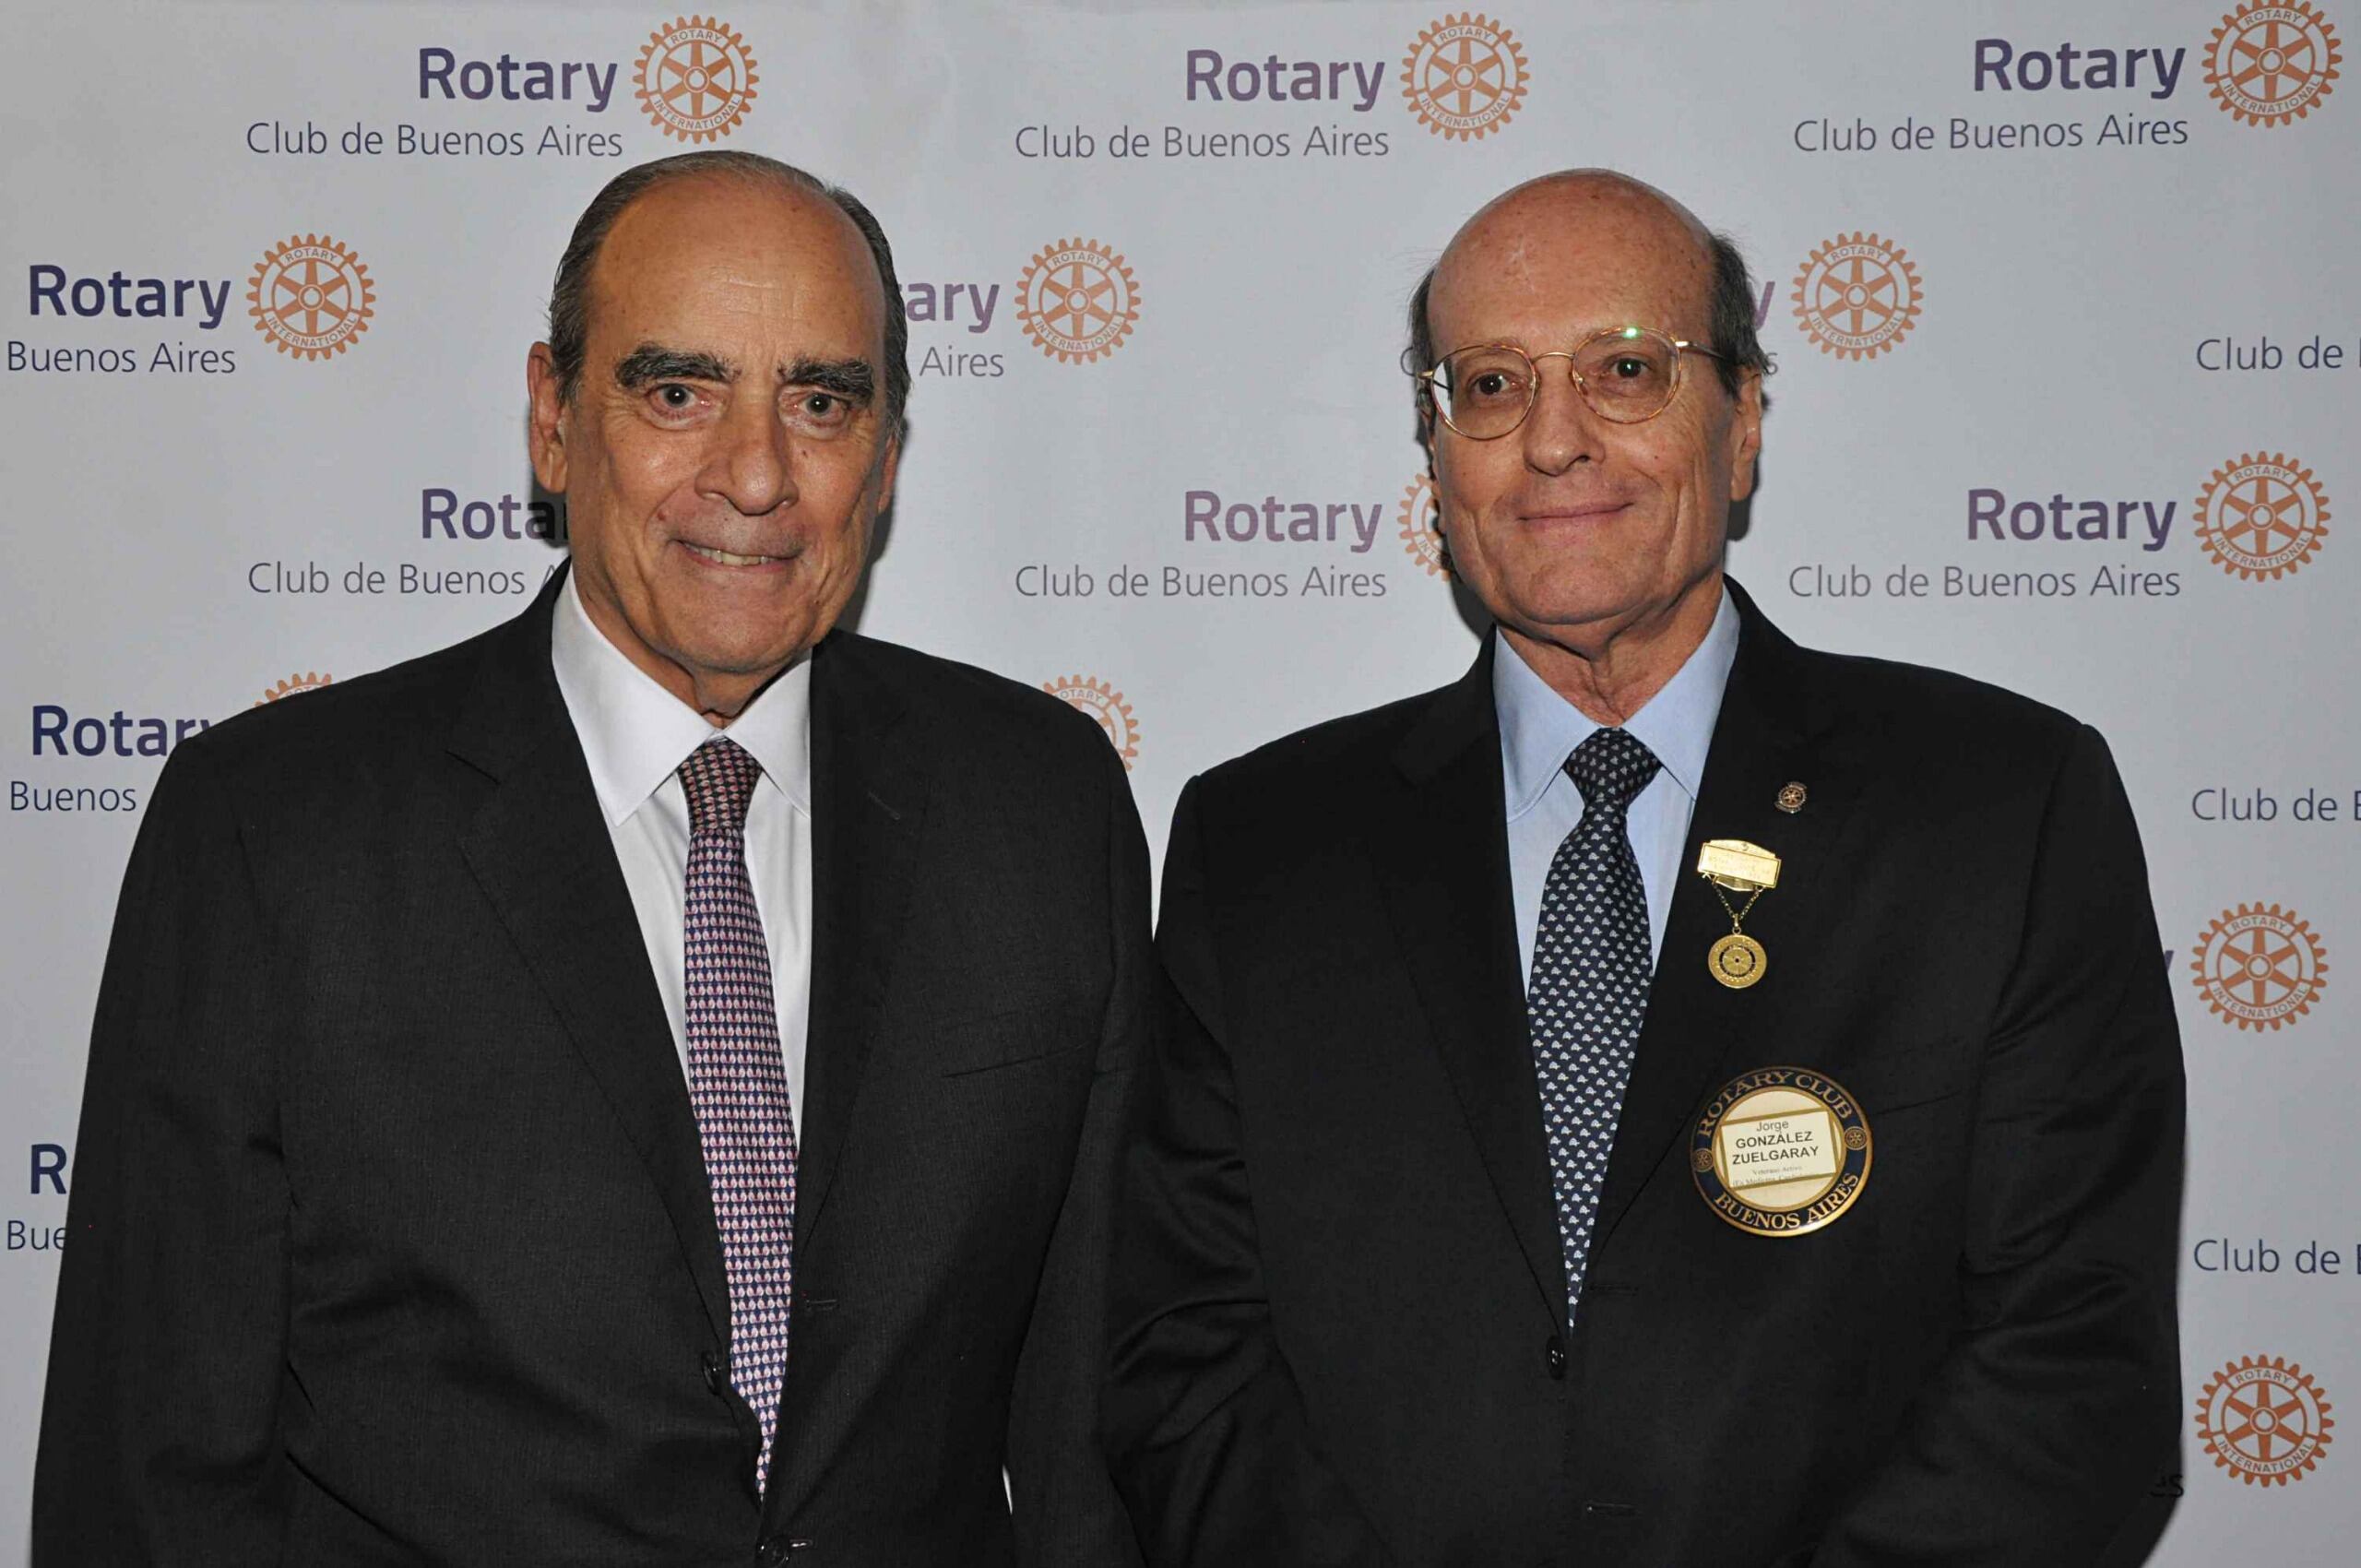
left=1439, top=329, right=1680, bottom=434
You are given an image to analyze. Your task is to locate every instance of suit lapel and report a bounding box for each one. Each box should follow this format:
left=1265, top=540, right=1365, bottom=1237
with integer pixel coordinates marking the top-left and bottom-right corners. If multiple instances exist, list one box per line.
left=796, top=632, right=931, bottom=1252
left=446, top=576, right=732, bottom=1347
left=1594, top=583, right=1860, bottom=1248
left=764, top=634, right=931, bottom=1525
left=1370, top=644, right=1567, bottom=1324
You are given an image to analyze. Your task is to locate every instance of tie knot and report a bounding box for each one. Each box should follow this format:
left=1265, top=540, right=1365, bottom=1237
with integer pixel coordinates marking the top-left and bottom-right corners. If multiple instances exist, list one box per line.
left=1563, top=727, right=1660, bottom=815
left=680, top=736, right=764, bottom=837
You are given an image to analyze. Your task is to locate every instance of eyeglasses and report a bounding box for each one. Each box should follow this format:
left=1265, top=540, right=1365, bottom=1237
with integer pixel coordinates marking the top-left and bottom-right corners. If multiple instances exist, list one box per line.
left=1411, top=327, right=1734, bottom=439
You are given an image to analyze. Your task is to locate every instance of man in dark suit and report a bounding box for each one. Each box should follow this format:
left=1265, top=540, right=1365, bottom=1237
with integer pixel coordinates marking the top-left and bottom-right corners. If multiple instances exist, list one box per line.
left=1105, top=171, right=2183, bottom=1566
left=35, top=152, right=1146, bottom=1567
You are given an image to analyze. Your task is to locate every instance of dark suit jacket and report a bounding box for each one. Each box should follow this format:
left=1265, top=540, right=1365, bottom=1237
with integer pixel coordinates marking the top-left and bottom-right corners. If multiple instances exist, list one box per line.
left=35, top=574, right=1150, bottom=1568
left=1106, top=583, right=2184, bottom=1568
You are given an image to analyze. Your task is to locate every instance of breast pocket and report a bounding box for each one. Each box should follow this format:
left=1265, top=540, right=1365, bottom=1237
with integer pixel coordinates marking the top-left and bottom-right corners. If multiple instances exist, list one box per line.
left=1832, top=1038, right=1975, bottom=1115
left=931, top=1000, right=1092, bottom=1078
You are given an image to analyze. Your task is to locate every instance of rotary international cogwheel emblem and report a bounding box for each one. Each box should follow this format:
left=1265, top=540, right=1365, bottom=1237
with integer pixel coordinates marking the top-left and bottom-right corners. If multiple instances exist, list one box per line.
left=2207, top=2, right=2342, bottom=125
left=2196, top=1356, right=2334, bottom=1485
left=1014, top=240, right=1140, bottom=364
left=1042, top=675, right=1141, bottom=771
left=2196, top=451, right=2331, bottom=580
left=1401, top=14, right=1530, bottom=140
left=247, top=236, right=374, bottom=361
left=2190, top=902, right=2329, bottom=1029
left=1398, top=473, right=1450, bottom=579
left=255, top=672, right=334, bottom=707
left=1790, top=233, right=1922, bottom=361
left=635, top=16, right=758, bottom=142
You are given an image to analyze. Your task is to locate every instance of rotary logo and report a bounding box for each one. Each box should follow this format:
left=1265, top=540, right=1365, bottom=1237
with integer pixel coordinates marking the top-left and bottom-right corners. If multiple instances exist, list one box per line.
left=1400, top=14, right=1529, bottom=140
left=1790, top=233, right=1922, bottom=361
left=2196, top=1356, right=2334, bottom=1485
left=635, top=16, right=758, bottom=142
left=2195, top=451, right=2330, bottom=580
left=1398, top=473, right=1450, bottom=578
left=1042, top=675, right=1141, bottom=771
left=247, top=236, right=374, bottom=362
left=1014, top=240, right=1141, bottom=364
left=254, top=672, right=334, bottom=707
left=2190, top=903, right=2329, bottom=1029
left=2206, top=2, right=2342, bottom=125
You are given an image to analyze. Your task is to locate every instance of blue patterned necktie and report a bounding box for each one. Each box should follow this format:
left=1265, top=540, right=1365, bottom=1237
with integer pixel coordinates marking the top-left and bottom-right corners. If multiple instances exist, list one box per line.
left=1525, top=726, right=1661, bottom=1322
left=679, top=736, right=798, bottom=1493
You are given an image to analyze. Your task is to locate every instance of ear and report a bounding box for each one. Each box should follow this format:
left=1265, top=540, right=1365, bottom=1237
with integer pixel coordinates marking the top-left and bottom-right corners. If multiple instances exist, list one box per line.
left=526, top=342, right=569, bottom=494
left=872, top=426, right=902, bottom=518
left=1726, top=368, right=1764, bottom=504
left=1419, top=401, right=1453, bottom=571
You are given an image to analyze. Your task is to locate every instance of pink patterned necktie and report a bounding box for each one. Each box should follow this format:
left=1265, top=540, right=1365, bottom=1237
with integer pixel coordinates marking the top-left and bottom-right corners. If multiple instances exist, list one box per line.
left=678, top=736, right=797, bottom=1493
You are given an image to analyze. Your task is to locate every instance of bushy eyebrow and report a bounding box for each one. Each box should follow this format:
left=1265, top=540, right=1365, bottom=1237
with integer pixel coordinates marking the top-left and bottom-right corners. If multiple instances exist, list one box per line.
left=615, top=344, right=733, bottom=388
left=785, top=357, right=875, bottom=404
left=613, top=344, right=875, bottom=406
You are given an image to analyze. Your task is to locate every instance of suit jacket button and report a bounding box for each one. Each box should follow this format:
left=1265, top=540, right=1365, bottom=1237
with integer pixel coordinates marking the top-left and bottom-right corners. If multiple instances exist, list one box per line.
left=701, top=1350, right=726, bottom=1396
left=1545, top=1335, right=1567, bottom=1380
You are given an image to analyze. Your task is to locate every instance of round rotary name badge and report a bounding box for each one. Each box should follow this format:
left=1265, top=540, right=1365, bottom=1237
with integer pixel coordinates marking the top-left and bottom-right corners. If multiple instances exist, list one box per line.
left=1691, top=1067, right=1871, bottom=1237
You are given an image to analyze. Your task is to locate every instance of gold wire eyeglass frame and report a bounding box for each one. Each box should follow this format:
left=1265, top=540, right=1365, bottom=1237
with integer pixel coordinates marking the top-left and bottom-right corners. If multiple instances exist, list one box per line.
left=1410, top=326, right=1736, bottom=438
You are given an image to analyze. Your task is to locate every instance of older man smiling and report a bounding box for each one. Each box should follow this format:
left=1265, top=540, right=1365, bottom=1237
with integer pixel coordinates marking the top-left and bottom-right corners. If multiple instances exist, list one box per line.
left=37, top=150, right=1147, bottom=1568
left=1107, top=170, right=2184, bottom=1568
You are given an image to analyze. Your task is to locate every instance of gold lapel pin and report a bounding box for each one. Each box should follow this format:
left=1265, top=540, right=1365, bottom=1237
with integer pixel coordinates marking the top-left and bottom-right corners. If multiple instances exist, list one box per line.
left=1776, top=781, right=1808, bottom=814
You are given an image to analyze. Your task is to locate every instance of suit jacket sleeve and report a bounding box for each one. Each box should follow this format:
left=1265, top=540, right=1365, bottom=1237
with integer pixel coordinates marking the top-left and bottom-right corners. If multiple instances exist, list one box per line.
left=1102, top=778, right=1396, bottom=1568
left=1005, top=740, right=1152, bottom=1567
left=32, top=740, right=292, bottom=1563
left=1812, top=724, right=2184, bottom=1566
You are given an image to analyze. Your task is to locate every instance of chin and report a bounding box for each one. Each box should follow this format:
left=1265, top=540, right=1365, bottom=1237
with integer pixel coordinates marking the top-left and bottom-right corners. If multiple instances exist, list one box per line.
left=1501, top=575, right=1648, bottom=625
left=645, top=616, right=794, bottom=676
left=690, top=634, right=812, bottom=675
left=668, top=592, right=813, bottom=647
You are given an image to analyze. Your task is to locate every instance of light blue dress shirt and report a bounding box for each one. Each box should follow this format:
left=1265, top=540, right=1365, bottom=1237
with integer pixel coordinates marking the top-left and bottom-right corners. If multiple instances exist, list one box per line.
left=1496, top=588, right=1742, bottom=985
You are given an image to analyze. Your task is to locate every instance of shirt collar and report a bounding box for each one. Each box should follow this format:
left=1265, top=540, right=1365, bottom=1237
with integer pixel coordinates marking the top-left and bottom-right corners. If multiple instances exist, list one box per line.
left=1493, top=585, right=1741, bottom=821
left=550, top=570, right=813, bottom=826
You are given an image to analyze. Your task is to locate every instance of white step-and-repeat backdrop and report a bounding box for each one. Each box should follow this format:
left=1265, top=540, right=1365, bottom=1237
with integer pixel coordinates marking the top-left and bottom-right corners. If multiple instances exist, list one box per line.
left=3, top=0, right=2353, bottom=1556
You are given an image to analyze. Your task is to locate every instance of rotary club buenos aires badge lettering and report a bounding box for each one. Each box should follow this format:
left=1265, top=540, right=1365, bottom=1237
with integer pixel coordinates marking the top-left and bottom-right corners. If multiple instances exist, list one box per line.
left=1692, top=1067, right=1872, bottom=1237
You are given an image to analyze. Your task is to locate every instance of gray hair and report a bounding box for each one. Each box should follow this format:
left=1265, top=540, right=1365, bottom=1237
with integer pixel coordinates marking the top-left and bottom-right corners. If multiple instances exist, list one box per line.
left=546, top=150, right=909, bottom=433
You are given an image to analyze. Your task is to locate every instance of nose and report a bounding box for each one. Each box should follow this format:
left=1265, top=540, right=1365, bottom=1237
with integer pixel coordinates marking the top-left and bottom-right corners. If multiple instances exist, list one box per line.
left=699, top=388, right=799, bottom=516
left=1520, top=353, right=1608, bottom=477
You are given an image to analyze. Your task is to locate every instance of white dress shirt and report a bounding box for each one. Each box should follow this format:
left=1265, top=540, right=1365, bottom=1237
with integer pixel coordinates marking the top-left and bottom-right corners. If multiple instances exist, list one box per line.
left=551, top=574, right=813, bottom=1139
left=1496, top=588, right=1742, bottom=983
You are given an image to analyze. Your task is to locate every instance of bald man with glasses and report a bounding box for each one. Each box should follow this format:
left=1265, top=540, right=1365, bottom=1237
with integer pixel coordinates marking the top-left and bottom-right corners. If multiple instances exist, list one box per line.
left=1104, top=170, right=2184, bottom=1568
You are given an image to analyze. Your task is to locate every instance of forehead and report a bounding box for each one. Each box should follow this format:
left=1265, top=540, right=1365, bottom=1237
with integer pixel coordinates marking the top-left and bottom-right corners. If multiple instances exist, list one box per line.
left=587, top=176, right=884, bottom=351
left=1429, top=185, right=1713, bottom=346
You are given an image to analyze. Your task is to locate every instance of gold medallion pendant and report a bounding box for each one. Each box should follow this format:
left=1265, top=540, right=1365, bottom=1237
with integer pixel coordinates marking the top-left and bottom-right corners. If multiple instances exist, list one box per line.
left=1695, top=838, right=1781, bottom=991
left=1691, top=1067, right=1873, bottom=1237
left=1709, top=931, right=1767, bottom=989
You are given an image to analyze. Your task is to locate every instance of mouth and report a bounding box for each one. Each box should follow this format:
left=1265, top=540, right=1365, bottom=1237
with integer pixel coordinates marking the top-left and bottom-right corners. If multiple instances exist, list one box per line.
left=1519, top=500, right=1632, bottom=524
left=681, top=541, right=794, bottom=568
